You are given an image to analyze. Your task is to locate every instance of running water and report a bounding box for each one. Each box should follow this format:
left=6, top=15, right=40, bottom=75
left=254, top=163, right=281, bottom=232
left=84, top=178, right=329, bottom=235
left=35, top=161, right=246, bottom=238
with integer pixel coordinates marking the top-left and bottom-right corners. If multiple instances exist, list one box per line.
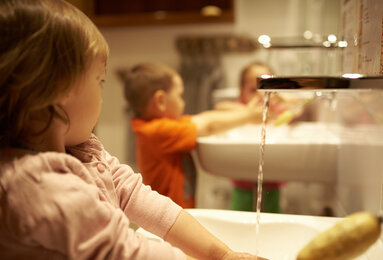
left=255, top=92, right=270, bottom=259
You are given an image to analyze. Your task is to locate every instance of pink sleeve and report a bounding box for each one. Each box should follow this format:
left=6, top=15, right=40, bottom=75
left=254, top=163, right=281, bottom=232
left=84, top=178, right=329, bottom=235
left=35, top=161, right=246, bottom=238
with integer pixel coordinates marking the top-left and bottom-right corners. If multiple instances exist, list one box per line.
left=105, top=150, right=184, bottom=238
left=3, top=168, right=185, bottom=260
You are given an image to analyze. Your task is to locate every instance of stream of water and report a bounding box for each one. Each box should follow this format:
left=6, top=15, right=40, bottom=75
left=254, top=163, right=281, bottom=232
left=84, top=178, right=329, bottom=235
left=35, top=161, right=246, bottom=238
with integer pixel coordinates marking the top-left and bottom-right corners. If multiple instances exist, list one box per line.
left=255, top=92, right=270, bottom=259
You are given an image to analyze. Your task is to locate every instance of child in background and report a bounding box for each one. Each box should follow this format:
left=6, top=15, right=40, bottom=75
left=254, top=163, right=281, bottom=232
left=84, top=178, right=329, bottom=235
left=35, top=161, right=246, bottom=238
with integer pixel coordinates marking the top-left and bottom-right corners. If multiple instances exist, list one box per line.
left=120, top=62, right=265, bottom=209
left=215, top=61, right=286, bottom=213
left=0, top=1, right=267, bottom=259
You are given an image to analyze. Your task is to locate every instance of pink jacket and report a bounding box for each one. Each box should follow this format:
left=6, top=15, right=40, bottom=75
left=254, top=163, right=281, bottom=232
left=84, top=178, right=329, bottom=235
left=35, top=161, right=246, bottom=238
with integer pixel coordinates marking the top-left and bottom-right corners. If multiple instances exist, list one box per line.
left=0, top=134, right=185, bottom=260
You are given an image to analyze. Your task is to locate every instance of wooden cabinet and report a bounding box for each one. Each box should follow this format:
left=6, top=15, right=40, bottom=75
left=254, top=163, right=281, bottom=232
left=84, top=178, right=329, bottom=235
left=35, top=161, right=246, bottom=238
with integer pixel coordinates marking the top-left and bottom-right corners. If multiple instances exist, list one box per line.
left=66, top=0, right=234, bottom=27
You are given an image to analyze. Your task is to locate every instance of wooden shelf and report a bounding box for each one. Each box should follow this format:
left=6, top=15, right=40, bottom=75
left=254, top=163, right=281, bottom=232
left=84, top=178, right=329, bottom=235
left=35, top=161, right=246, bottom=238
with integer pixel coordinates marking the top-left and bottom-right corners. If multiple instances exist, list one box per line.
left=91, top=10, right=234, bottom=27
left=67, top=0, right=234, bottom=27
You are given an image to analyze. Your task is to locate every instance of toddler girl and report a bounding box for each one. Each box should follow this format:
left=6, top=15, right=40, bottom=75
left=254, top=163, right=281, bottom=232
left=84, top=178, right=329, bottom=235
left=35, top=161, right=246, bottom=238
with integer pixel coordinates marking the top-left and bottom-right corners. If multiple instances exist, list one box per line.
left=215, top=61, right=285, bottom=213
left=0, top=0, right=267, bottom=259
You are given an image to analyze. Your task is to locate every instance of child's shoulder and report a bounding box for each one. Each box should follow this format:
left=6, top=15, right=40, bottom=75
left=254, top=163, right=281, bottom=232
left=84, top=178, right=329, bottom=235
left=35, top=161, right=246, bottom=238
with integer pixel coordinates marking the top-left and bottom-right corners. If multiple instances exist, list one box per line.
left=2, top=152, right=82, bottom=177
left=0, top=154, right=102, bottom=243
left=0, top=152, right=86, bottom=200
left=1, top=135, right=105, bottom=183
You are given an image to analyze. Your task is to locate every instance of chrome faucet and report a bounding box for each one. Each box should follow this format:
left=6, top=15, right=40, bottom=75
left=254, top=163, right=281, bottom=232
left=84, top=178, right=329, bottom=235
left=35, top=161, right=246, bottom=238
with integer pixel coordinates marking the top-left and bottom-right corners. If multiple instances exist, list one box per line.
left=257, top=75, right=383, bottom=91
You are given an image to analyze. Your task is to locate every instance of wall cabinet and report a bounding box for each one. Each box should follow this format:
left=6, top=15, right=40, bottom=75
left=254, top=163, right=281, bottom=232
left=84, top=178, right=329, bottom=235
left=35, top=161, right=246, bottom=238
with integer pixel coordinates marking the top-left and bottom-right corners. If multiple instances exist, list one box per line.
left=66, top=0, right=234, bottom=27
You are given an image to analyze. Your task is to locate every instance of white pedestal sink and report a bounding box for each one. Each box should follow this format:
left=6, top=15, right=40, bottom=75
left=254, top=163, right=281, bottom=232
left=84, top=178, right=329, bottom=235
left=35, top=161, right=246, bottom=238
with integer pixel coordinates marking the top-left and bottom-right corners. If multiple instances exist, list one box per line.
left=137, top=209, right=383, bottom=259
left=193, top=123, right=340, bottom=183
left=192, top=122, right=383, bottom=213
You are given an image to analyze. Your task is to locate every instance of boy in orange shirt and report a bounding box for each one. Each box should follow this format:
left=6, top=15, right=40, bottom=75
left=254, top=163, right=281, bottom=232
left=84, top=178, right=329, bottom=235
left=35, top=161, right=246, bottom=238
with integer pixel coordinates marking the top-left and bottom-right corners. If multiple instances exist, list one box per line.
left=120, top=62, right=265, bottom=208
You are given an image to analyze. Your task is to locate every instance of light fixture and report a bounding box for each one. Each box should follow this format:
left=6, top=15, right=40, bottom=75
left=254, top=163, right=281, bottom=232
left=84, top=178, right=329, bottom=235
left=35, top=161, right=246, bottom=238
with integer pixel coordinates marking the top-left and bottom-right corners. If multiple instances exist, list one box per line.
left=322, top=41, right=331, bottom=47
left=200, top=5, right=222, bottom=16
left=258, top=35, right=271, bottom=45
left=263, top=42, right=271, bottom=48
left=303, top=30, right=313, bottom=40
left=328, top=34, right=337, bottom=43
left=342, top=73, right=362, bottom=79
left=338, top=41, right=348, bottom=47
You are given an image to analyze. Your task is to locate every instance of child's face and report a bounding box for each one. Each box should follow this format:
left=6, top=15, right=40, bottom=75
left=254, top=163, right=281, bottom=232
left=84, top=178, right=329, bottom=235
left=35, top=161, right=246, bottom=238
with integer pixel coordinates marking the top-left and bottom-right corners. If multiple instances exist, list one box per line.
left=241, top=66, right=272, bottom=103
left=163, top=75, right=185, bottom=119
left=60, top=56, right=106, bottom=146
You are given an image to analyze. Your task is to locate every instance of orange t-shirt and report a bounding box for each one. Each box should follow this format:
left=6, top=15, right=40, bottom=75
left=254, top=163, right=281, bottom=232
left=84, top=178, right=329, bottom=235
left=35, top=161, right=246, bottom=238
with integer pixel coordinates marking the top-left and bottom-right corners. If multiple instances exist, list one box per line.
left=131, top=115, right=197, bottom=208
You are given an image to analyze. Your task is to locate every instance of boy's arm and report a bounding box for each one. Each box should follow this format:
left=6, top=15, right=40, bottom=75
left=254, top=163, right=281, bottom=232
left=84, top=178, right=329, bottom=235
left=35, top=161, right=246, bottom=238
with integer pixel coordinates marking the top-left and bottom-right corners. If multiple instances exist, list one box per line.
left=164, top=210, right=267, bottom=260
left=192, top=97, right=262, bottom=137
left=214, top=101, right=246, bottom=111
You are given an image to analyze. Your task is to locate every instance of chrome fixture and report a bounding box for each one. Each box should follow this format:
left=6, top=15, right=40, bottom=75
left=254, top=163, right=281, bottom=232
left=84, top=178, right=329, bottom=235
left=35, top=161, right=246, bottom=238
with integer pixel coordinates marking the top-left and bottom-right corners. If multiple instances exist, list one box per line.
left=257, top=75, right=383, bottom=91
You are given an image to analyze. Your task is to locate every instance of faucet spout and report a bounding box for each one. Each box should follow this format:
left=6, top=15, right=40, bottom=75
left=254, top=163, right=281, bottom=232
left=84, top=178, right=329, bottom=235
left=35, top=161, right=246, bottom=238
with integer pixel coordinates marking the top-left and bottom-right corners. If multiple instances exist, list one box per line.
left=257, top=75, right=383, bottom=91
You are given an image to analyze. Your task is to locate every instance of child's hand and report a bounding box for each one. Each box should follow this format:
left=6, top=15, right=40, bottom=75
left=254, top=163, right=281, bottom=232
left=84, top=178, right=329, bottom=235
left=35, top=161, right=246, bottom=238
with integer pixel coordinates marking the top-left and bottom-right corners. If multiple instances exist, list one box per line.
left=246, top=95, right=263, bottom=109
left=245, top=96, right=264, bottom=124
left=221, top=251, right=269, bottom=260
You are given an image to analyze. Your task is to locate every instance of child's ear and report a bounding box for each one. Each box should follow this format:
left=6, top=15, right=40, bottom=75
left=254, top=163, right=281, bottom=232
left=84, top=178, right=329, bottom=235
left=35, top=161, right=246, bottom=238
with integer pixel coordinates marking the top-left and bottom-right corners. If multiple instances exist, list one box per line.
left=55, top=92, right=71, bottom=107
left=153, top=90, right=167, bottom=112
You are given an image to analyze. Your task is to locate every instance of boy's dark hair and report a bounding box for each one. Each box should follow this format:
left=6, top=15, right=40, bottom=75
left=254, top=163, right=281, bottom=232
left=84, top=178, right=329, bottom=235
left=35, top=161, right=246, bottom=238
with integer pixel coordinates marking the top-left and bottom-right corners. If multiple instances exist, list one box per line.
left=118, top=62, right=177, bottom=118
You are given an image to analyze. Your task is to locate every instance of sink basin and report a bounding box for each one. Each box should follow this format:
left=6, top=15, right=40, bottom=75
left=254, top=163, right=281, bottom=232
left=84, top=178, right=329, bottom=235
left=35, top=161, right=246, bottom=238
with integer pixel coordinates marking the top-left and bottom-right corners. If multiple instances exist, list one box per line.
left=193, top=123, right=339, bottom=183
left=137, top=209, right=383, bottom=259
left=192, top=122, right=383, bottom=214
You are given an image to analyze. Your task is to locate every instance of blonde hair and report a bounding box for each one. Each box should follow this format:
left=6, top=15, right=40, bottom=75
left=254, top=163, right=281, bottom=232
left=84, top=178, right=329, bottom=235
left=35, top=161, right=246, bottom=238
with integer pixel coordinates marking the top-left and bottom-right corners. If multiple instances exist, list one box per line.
left=119, top=62, right=177, bottom=118
left=0, top=0, right=109, bottom=148
left=239, top=61, right=274, bottom=89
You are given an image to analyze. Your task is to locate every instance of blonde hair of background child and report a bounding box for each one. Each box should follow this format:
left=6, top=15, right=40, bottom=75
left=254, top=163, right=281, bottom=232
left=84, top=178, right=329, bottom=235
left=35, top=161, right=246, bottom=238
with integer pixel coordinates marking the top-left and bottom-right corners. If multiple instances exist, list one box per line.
left=0, top=0, right=109, bottom=148
left=120, top=62, right=178, bottom=118
left=239, top=61, right=274, bottom=88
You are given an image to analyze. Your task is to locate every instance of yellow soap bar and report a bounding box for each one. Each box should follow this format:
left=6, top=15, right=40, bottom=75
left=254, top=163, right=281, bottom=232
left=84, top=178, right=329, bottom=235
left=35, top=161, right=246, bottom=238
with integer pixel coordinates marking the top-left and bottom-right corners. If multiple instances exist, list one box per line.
left=297, top=212, right=381, bottom=260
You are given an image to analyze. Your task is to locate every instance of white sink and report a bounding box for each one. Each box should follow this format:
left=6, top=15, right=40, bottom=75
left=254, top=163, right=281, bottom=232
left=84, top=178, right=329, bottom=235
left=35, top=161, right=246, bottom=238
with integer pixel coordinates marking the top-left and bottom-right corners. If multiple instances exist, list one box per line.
left=193, top=123, right=339, bottom=183
left=137, top=209, right=383, bottom=259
